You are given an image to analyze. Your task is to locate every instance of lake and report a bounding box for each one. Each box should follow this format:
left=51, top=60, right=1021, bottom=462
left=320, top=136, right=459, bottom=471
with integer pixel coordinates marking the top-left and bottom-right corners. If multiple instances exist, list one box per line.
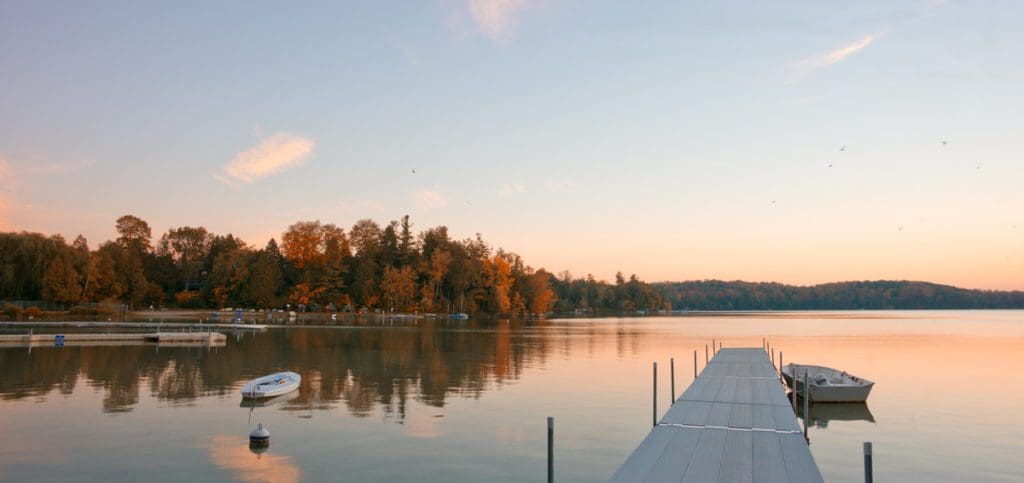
left=1, top=311, right=1022, bottom=482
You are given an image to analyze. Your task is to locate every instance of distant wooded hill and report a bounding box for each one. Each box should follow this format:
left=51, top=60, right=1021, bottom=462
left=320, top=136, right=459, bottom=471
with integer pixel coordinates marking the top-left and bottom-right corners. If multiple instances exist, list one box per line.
left=654, top=280, right=1024, bottom=310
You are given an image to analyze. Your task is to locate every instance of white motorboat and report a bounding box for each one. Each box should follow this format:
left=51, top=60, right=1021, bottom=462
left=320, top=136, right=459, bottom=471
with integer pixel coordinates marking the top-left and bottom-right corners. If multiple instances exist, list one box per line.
left=782, top=364, right=873, bottom=403
left=241, top=371, right=301, bottom=399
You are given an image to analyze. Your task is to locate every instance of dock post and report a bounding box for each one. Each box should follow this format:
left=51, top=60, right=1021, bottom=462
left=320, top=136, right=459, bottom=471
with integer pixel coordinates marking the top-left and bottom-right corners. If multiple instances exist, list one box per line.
left=670, top=357, right=675, bottom=404
left=791, top=368, right=797, bottom=407
left=705, top=345, right=708, bottom=364
left=803, top=369, right=810, bottom=440
left=772, top=348, right=775, bottom=369
left=712, top=338, right=716, bottom=354
left=652, top=362, right=658, bottom=427
left=547, top=417, right=554, bottom=483
left=779, top=352, right=783, bottom=374
left=762, top=337, right=765, bottom=350
left=693, top=350, right=697, bottom=379
left=863, top=442, right=873, bottom=483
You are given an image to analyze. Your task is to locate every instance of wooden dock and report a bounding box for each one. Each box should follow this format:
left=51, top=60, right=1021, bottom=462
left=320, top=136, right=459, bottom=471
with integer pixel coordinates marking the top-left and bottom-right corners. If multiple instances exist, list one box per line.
left=0, top=332, right=227, bottom=347
left=0, top=321, right=266, bottom=331
left=610, top=347, right=823, bottom=482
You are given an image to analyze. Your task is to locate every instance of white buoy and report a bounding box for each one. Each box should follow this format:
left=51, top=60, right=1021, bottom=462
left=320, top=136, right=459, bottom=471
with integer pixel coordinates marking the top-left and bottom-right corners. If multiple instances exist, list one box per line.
left=249, top=422, right=270, bottom=452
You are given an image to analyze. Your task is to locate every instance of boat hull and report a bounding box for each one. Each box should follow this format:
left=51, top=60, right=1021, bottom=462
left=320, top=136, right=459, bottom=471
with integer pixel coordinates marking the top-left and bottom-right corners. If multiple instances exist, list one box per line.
left=241, top=371, right=301, bottom=399
left=782, top=364, right=873, bottom=403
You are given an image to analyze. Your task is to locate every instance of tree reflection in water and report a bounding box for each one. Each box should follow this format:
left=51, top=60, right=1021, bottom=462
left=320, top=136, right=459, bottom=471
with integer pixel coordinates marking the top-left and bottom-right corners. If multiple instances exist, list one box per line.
left=0, top=319, right=557, bottom=419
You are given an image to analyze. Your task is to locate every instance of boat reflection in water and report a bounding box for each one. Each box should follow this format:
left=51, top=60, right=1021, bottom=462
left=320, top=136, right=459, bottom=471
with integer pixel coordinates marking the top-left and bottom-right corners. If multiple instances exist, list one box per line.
left=239, top=391, right=300, bottom=408
left=797, top=402, right=875, bottom=429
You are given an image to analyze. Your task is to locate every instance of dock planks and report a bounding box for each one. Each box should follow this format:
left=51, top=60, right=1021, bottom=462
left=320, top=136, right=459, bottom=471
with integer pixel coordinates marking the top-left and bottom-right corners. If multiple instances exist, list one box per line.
left=610, top=348, right=823, bottom=483
left=0, top=332, right=227, bottom=347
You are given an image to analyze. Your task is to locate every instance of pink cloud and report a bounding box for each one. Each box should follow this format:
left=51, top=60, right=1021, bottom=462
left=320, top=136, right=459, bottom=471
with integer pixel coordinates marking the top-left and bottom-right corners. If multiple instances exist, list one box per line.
left=219, top=133, right=315, bottom=184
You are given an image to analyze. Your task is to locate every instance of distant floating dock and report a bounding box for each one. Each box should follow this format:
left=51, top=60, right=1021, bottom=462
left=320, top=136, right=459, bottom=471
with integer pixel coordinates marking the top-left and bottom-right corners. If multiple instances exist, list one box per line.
left=0, top=332, right=227, bottom=347
left=610, top=347, right=823, bottom=482
left=0, top=321, right=266, bottom=331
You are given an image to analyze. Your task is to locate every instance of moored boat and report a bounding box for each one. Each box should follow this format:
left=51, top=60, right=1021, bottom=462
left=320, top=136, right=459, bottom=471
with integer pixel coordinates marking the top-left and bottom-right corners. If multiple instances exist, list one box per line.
left=782, top=363, right=873, bottom=403
left=241, top=371, right=301, bottom=399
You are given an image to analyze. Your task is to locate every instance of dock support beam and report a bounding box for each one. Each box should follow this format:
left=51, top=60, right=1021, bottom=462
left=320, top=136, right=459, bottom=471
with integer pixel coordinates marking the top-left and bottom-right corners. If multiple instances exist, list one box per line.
left=803, top=369, right=810, bottom=440
left=791, top=368, right=797, bottom=407
left=547, top=417, right=554, bottom=483
left=693, top=350, right=698, bottom=379
left=652, top=362, right=658, bottom=427
left=670, top=357, right=675, bottom=405
left=705, top=345, right=709, bottom=364
left=863, top=442, right=873, bottom=483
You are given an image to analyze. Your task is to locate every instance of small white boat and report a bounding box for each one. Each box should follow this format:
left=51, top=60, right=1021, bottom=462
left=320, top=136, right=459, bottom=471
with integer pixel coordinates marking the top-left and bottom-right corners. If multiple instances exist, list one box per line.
left=782, top=364, right=874, bottom=403
left=241, top=371, right=301, bottom=399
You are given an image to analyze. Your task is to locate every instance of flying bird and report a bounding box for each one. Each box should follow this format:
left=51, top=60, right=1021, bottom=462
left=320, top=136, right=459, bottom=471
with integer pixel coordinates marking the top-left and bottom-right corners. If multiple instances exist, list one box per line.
left=941, top=140, right=948, bottom=146
left=839, top=145, right=846, bottom=152
left=411, top=168, right=416, bottom=174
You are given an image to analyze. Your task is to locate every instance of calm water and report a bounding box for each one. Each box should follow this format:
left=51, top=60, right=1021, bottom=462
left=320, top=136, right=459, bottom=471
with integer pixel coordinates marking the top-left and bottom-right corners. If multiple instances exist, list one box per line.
left=2, top=311, right=1023, bottom=482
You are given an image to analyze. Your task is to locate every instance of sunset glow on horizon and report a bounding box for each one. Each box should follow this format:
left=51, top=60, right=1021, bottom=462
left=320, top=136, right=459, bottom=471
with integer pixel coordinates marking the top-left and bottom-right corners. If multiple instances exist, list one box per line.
left=1, top=2, right=1021, bottom=290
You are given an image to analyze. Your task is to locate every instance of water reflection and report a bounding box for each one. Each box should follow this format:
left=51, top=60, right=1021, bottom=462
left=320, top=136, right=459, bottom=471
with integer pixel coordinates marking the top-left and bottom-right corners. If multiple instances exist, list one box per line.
left=797, top=402, right=876, bottom=428
left=207, top=435, right=301, bottom=483
left=0, top=320, right=559, bottom=419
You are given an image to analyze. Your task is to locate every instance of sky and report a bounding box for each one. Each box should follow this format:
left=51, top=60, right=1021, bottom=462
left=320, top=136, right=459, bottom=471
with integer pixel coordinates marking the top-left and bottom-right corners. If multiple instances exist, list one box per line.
left=1, top=1, right=1021, bottom=290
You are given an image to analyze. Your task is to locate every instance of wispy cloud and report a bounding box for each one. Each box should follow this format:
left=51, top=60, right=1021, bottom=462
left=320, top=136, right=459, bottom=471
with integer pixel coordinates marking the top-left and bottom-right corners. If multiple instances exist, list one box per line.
left=498, top=183, right=526, bottom=196
left=217, top=133, right=314, bottom=184
left=788, top=34, right=880, bottom=80
left=447, top=0, right=540, bottom=42
left=211, top=173, right=240, bottom=188
left=412, top=188, right=449, bottom=211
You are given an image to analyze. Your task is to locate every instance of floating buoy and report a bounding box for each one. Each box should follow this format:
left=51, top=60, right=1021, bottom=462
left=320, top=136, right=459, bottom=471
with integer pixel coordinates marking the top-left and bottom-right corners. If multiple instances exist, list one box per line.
left=249, top=422, right=270, bottom=452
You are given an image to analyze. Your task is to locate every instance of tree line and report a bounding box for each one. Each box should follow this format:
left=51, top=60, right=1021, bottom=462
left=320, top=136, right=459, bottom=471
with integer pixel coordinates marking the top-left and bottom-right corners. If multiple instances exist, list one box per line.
left=655, top=280, right=1024, bottom=310
left=0, top=215, right=668, bottom=315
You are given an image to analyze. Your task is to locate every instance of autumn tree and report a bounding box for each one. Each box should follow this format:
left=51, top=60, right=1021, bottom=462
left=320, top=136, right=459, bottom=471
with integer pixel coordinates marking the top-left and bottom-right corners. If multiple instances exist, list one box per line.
left=281, top=221, right=325, bottom=270
left=420, top=249, right=451, bottom=311
left=42, top=250, right=81, bottom=305
left=241, top=249, right=283, bottom=307
left=115, top=215, right=152, bottom=251
left=522, top=269, right=557, bottom=315
left=381, top=265, right=417, bottom=311
left=158, top=226, right=211, bottom=291
left=207, top=247, right=251, bottom=308
left=481, top=255, right=513, bottom=313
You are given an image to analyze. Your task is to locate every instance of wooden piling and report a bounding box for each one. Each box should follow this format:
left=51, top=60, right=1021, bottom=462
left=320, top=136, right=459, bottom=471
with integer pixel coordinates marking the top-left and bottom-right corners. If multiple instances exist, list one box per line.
left=547, top=417, right=554, bottom=483
left=693, top=350, right=697, bottom=379
left=670, top=357, right=675, bottom=404
left=652, top=362, right=658, bottom=428
left=791, top=366, right=798, bottom=407
left=803, top=369, right=810, bottom=440
left=863, top=442, right=873, bottom=483
left=705, top=345, right=709, bottom=364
